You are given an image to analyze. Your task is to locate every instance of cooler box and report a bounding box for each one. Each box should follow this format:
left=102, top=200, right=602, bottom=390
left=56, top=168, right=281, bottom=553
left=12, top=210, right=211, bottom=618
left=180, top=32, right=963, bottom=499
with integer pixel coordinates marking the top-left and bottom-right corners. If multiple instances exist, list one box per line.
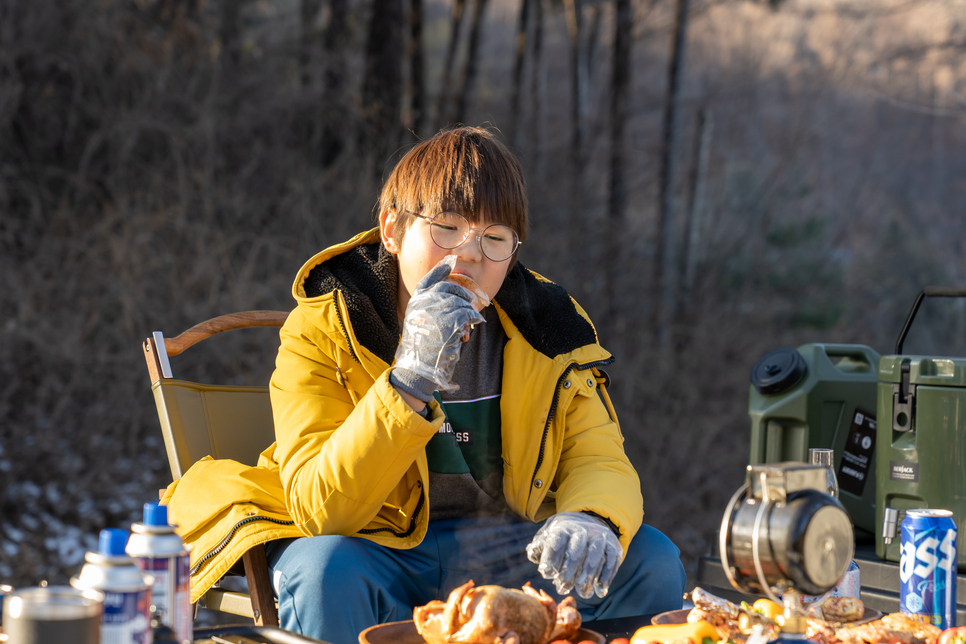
left=875, top=286, right=966, bottom=571
left=875, top=354, right=966, bottom=570
left=749, top=343, right=880, bottom=538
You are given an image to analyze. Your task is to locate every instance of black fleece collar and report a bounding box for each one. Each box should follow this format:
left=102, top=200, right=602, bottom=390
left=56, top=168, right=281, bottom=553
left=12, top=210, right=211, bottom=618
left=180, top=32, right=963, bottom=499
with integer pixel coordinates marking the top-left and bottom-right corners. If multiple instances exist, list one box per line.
left=302, top=241, right=599, bottom=364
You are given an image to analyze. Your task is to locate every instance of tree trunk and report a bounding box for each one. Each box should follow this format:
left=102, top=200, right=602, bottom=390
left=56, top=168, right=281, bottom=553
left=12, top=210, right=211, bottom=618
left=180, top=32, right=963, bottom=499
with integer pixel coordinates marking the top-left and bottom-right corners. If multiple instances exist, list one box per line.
left=528, top=0, right=545, bottom=162
left=563, top=0, right=586, bottom=164
left=563, top=0, right=587, bottom=256
left=410, top=0, right=427, bottom=136
left=437, top=0, right=467, bottom=128
left=454, top=0, right=489, bottom=125
left=321, top=0, right=349, bottom=166
left=586, top=0, right=601, bottom=92
left=604, top=0, right=632, bottom=343
left=653, top=0, right=689, bottom=347
left=220, top=0, right=242, bottom=72
left=299, top=0, right=322, bottom=87
left=361, top=0, right=405, bottom=169
left=508, top=0, right=532, bottom=144
left=682, top=108, right=712, bottom=295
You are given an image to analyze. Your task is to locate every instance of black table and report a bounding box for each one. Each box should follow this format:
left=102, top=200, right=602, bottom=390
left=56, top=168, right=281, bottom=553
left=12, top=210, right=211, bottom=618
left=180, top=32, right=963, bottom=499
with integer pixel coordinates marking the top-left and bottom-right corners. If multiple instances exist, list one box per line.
left=157, top=615, right=657, bottom=643
left=584, top=614, right=656, bottom=640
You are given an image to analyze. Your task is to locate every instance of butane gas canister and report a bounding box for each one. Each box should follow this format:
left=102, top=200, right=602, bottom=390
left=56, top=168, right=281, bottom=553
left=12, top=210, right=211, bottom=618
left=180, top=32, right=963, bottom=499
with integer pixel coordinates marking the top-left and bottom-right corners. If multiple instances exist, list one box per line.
left=749, top=343, right=881, bottom=537
left=876, top=287, right=966, bottom=571
left=126, top=503, right=192, bottom=643
left=72, top=528, right=153, bottom=644
left=0, top=583, right=13, bottom=629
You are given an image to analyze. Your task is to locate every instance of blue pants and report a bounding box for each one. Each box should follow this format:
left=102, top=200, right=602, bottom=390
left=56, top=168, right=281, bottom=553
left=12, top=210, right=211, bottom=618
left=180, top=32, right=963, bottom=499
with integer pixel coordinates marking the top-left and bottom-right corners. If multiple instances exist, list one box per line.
left=265, top=514, right=685, bottom=644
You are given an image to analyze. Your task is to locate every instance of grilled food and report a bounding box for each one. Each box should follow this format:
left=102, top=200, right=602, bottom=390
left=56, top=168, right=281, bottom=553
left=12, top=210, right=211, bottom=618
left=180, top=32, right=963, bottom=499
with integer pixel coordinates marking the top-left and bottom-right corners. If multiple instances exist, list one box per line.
left=684, top=588, right=891, bottom=644
left=413, top=580, right=581, bottom=644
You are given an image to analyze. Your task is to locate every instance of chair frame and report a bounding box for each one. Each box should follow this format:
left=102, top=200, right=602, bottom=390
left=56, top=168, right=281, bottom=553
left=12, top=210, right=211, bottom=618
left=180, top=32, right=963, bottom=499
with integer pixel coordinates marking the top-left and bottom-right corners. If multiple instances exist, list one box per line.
left=143, top=310, right=288, bottom=627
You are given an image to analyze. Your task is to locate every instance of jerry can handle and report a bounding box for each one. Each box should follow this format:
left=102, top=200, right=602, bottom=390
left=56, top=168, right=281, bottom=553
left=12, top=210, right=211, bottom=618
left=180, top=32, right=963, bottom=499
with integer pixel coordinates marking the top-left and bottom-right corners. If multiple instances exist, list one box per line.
left=817, top=344, right=879, bottom=366
left=895, top=286, right=966, bottom=354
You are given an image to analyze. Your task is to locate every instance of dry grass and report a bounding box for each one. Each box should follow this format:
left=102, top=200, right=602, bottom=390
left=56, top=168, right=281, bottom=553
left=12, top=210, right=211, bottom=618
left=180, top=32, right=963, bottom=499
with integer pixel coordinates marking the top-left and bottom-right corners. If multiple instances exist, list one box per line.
left=2, top=0, right=965, bottom=595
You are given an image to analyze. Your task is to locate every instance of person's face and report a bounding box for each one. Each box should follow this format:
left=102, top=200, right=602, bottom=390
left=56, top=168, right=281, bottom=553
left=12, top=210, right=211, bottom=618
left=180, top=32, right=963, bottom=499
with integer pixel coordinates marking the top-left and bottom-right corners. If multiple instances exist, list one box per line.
left=380, top=209, right=512, bottom=317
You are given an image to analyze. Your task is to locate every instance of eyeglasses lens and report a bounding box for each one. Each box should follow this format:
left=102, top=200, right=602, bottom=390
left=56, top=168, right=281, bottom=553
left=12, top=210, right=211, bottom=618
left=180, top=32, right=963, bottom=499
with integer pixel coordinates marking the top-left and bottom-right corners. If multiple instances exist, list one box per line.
left=429, top=212, right=518, bottom=261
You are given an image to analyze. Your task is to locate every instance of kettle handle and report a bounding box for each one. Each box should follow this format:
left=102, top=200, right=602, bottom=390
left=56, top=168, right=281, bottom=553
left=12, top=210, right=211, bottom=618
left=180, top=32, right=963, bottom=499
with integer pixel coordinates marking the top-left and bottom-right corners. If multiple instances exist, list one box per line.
left=895, top=286, right=966, bottom=354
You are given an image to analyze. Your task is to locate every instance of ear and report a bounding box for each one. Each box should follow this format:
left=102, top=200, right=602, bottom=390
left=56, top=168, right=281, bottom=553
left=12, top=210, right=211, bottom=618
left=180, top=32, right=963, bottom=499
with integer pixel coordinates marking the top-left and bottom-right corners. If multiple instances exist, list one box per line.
left=380, top=209, right=398, bottom=253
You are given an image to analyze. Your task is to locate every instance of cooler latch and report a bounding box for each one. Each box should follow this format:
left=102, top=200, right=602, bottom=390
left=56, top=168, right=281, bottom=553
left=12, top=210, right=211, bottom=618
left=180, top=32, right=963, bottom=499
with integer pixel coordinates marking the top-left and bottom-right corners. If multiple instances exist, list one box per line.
left=892, top=361, right=915, bottom=431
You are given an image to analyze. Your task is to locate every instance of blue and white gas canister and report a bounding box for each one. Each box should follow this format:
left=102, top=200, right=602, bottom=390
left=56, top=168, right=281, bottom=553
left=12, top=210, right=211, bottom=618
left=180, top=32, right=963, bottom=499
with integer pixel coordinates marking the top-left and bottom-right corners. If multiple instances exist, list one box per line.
left=900, top=509, right=958, bottom=630
left=71, top=528, right=153, bottom=644
left=0, top=583, right=14, bottom=628
left=126, top=503, right=192, bottom=644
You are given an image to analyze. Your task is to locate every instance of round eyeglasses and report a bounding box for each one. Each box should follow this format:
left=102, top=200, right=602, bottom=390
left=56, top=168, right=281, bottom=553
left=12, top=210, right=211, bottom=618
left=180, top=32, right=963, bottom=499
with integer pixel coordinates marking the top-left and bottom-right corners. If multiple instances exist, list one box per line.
left=410, top=212, right=522, bottom=262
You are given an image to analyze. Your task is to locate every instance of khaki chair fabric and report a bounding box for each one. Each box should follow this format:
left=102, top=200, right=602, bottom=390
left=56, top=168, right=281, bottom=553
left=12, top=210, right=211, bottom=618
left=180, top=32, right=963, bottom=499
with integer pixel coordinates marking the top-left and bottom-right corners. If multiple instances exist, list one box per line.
left=143, top=311, right=288, bottom=627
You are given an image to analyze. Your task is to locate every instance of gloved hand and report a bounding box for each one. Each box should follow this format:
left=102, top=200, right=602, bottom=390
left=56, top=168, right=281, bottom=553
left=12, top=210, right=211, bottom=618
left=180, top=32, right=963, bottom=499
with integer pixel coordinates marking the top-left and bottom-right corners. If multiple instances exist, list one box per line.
left=390, top=258, right=485, bottom=402
left=526, top=511, right=623, bottom=599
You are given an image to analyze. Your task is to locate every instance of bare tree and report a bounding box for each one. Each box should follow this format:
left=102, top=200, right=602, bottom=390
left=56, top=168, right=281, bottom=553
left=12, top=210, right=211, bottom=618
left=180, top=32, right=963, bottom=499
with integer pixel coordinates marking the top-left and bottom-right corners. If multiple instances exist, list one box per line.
left=681, top=108, right=713, bottom=295
left=653, top=0, right=690, bottom=347
left=321, top=0, right=349, bottom=166
left=220, top=0, right=242, bottom=72
left=508, top=0, right=532, bottom=144
left=454, top=0, right=489, bottom=124
left=527, top=0, right=545, bottom=162
left=299, top=0, right=322, bottom=87
left=564, top=0, right=587, bottom=166
left=604, top=0, right=633, bottom=342
left=361, top=0, right=405, bottom=169
left=410, top=0, right=427, bottom=136
left=436, top=0, right=467, bottom=128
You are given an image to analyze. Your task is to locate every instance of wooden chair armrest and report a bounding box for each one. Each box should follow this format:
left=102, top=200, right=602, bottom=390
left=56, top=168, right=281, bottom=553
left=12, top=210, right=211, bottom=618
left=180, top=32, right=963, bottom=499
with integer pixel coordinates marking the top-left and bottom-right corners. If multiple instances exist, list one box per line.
left=165, top=311, right=289, bottom=356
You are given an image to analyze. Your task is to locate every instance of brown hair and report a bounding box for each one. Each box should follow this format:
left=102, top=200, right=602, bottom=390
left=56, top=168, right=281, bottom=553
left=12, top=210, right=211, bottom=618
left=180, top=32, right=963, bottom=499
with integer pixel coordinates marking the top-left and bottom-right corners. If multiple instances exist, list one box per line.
left=377, top=126, right=529, bottom=263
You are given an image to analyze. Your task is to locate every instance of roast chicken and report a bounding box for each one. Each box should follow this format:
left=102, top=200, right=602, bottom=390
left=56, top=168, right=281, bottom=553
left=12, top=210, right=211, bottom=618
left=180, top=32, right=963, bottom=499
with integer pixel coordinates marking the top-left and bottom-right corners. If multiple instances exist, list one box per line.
left=413, top=580, right=581, bottom=644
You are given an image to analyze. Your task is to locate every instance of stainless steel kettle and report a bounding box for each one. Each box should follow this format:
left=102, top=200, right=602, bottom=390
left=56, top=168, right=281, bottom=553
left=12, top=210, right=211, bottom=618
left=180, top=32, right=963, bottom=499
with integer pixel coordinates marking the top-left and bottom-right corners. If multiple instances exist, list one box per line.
left=719, top=463, right=854, bottom=635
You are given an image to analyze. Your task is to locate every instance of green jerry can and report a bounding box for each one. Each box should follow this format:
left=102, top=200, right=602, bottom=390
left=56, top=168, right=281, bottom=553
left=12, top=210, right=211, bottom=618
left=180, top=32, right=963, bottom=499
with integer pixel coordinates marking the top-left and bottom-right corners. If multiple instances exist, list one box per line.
left=749, top=343, right=881, bottom=538
left=876, top=286, right=966, bottom=570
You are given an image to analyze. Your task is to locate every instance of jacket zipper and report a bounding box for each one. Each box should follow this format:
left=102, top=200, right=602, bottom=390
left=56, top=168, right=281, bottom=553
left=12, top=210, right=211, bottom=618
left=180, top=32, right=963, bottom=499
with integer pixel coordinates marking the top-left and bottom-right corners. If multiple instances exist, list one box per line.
left=334, top=290, right=362, bottom=364
left=191, top=516, right=295, bottom=577
left=357, top=480, right=425, bottom=539
left=530, top=357, right=616, bottom=491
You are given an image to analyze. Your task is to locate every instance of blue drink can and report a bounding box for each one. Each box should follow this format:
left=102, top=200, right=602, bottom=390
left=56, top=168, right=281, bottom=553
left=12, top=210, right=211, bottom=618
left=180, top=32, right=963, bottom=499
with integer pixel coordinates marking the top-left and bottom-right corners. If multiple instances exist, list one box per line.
left=900, top=509, right=958, bottom=630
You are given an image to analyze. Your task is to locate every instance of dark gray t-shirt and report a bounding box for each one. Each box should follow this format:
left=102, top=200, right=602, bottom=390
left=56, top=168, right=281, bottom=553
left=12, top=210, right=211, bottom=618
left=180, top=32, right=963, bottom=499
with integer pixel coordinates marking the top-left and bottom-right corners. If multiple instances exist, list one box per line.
left=426, top=305, right=511, bottom=520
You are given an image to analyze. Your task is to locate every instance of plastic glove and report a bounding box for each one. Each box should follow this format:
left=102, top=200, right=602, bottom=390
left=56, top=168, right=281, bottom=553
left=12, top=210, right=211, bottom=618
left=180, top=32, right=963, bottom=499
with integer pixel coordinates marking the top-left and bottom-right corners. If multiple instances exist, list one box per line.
left=526, top=511, right=623, bottom=599
left=390, top=257, right=485, bottom=402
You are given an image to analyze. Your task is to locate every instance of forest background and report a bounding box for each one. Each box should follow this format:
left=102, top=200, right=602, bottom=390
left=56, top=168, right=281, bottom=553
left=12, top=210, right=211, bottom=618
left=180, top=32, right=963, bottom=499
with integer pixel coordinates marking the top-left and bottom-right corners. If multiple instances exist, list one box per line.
left=2, top=0, right=965, bottom=599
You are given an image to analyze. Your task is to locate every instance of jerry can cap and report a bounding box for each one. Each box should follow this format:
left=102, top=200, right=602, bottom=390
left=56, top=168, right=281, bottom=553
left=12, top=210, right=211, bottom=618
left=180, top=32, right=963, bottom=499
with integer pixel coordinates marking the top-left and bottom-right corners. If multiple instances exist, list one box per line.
left=751, top=347, right=807, bottom=394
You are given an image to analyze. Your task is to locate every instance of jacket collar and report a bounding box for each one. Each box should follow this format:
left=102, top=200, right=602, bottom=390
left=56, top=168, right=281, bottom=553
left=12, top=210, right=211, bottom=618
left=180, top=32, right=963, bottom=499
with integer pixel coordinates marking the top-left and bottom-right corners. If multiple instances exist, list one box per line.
left=295, top=229, right=603, bottom=365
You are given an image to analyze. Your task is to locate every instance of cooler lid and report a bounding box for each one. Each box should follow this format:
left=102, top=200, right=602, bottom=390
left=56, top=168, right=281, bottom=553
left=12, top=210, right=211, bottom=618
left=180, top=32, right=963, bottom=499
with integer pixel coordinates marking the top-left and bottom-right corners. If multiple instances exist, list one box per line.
left=878, top=355, right=966, bottom=386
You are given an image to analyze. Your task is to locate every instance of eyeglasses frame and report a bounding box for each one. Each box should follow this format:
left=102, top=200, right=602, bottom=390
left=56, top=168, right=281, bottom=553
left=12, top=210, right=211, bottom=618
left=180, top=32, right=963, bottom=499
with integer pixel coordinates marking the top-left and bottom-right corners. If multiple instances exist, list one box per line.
left=408, top=211, right=522, bottom=262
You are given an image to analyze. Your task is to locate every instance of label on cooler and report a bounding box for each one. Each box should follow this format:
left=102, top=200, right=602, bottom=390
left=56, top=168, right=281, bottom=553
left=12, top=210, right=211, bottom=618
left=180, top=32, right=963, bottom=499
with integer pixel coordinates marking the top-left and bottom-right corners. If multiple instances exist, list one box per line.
left=891, top=461, right=920, bottom=482
left=101, top=589, right=152, bottom=644
left=138, top=555, right=191, bottom=643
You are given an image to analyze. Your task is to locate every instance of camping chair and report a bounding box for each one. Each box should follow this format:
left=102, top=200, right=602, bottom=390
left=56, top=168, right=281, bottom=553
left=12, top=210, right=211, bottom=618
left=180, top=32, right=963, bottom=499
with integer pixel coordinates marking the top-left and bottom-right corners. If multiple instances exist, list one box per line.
left=143, top=310, right=289, bottom=627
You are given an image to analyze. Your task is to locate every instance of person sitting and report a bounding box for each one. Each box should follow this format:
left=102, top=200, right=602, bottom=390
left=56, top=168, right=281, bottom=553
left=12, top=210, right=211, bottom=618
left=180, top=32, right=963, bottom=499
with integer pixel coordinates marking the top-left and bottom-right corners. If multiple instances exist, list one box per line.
left=163, top=126, right=686, bottom=644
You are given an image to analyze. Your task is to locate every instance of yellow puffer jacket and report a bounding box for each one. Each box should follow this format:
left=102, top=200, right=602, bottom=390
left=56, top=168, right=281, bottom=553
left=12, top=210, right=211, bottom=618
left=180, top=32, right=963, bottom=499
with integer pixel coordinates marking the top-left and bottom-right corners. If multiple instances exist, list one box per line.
left=163, top=228, right=643, bottom=603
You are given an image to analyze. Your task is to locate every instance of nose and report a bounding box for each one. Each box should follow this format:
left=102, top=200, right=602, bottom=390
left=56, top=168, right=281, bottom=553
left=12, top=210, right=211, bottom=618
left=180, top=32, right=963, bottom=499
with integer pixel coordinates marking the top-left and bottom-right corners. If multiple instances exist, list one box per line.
left=453, top=228, right=484, bottom=261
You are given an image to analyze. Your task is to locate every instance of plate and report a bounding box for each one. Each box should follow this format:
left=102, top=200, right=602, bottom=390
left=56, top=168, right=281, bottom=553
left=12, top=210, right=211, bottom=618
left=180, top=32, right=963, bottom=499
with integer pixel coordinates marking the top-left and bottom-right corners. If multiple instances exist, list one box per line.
left=651, top=606, right=883, bottom=626
left=358, top=619, right=606, bottom=644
